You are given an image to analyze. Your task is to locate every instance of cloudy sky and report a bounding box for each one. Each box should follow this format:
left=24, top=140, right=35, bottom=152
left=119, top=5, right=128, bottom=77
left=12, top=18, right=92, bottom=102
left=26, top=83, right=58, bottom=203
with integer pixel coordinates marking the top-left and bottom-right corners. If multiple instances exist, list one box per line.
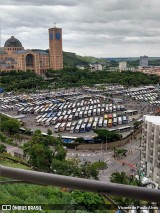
left=0, top=0, right=160, bottom=57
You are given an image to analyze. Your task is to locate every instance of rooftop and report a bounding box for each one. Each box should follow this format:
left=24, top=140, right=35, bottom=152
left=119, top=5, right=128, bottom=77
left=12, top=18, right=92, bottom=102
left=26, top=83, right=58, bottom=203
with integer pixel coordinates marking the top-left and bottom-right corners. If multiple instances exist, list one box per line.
left=144, top=115, right=160, bottom=125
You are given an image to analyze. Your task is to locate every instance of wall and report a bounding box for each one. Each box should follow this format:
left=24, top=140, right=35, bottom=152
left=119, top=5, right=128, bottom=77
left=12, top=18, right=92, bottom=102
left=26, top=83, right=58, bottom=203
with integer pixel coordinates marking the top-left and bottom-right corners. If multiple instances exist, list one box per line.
left=76, top=127, right=142, bottom=151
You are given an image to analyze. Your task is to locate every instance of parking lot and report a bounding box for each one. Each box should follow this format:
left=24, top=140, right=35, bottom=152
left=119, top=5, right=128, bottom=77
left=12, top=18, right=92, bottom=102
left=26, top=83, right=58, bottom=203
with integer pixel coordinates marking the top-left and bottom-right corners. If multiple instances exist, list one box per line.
left=1, top=85, right=159, bottom=141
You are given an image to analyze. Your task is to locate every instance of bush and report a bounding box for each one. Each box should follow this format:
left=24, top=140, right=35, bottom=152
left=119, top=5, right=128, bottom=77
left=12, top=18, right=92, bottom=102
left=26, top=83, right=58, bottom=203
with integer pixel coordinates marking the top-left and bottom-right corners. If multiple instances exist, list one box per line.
left=92, top=161, right=107, bottom=170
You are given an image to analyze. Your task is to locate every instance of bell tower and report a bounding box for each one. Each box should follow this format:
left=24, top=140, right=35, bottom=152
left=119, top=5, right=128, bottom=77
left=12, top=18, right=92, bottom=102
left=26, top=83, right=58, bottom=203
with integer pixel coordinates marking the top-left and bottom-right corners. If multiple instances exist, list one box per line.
left=48, top=25, right=63, bottom=70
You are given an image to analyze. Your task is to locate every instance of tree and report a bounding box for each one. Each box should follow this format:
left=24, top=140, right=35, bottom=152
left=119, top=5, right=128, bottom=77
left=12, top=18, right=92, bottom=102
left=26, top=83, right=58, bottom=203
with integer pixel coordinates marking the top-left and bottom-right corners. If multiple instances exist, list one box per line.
left=75, top=137, right=85, bottom=144
left=0, top=144, right=6, bottom=153
left=110, top=171, right=140, bottom=205
left=54, top=144, right=67, bottom=161
left=1, top=119, right=20, bottom=135
left=133, top=121, right=142, bottom=130
left=94, top=129, right=122, bottom=142
left=71, top=191, right=104, bottom=212
left=47, top=129, right=52, bottom=136
left=26, top=143, right=52, bottom=171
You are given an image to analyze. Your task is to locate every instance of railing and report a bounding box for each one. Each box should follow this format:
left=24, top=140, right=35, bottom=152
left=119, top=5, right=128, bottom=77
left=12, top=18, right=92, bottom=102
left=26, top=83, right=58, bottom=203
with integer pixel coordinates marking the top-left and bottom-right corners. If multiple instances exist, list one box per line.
left=0, top=165, right=160, bottom=203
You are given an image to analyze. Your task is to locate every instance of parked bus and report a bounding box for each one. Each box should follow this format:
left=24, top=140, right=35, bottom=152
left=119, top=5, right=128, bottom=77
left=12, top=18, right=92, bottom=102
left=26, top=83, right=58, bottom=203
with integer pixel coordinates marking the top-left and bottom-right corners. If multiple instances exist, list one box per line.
left=113, top=105, right=116, bottom=112
left=108, top=119, right=112, bottom=127
left=84, top=118, right=88, bottom=123
left=75, top=125, right=81, bottom=133
left=84, top=111, right=88, bottom=118
left=86, top=123, right=92, bottom=132
left=104, top=114, right=108, bottom=120
left=98, top=118, right=103, bottom=127
left=113, top=113, right=117, bottom=118
left=118, top=126, right=131, bottom=132
left=113, top=117, right=118, bottom=126
left=89, top=117, right=93, bottom=124
left=66, top=122, right=72, bottom=131
left=70, top=126, right=75, bottom=133
left=108, top=114, right=113, bottom=119
left=118, top=116, right=122, bottom=125
left=94, top=117, right=99, bottom=122
left=97, top=108, right=101, bottom=116
left=92, top=122, right=97, bottom=130
left=103, top=119, right=108, bottom=127
left=54, top=123, right=61, bottom=133
left=78, top=119, right=83, bottom=125
left=122, top=115, right=128, bottom=124
left=68, top=115, right=73, bottom=121
left=51, top=117, right=58, bottom=125
left=59, top=122, right=66, bottom=132
left=93, top=108, right=97, bottom=116
left=45, top=117, right=52, bottom=126
left=80, top=124, right=86, bottom=133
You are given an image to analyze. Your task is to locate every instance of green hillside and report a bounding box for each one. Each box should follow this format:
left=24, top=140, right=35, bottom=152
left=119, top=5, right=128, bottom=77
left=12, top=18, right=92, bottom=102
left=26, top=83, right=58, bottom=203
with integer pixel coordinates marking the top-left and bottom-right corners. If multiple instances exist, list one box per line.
left=63, top=51, right=106, bottom=67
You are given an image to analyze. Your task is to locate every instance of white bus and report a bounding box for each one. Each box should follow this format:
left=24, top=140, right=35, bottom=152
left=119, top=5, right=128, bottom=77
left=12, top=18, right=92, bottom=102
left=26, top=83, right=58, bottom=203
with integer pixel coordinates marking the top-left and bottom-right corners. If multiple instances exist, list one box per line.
left=113, top=105, right=116, bottom=111
left=75, top=125, right=80, bottom=133
left=94, top=117, right=99, bottom=122
left=93, top=108, right=97, bottom=116
left=70, top=126, right=75, bottom=134
left=88, top=110, right=92, bottom=117
left=54, top=123, right=61, bottom=133
left=118, top=126, right=131, bottom=133
left=118, top=116, right=122, bottom=125
left=103, top=119, right=108, bottom=127
left=113, top=118, right=118, bottom=126
left=98, top=118, right=103, bottom=127
left=51, top=117, right=57, bottom=125
left=79, top=111, right=83, bottom=118
left=97, top=108, right=101, bottom=116
left=45, top=117, right=52, bottom=126
left=80, top=124, right=86, bottom=132
left=68, top=115, right=73, bottom=121
left=59, top=122, right=66, bottom=132
left=78, top=119, right=83, bottom=125
left=84, top=118, right=88, bottom=123
left=89, top=117, right=93, bottom=124
left=92, top=121, right=97, bottom=130
left=84, top=111, right=88, bottom=118
left=66, top=122, right=72, bottom=131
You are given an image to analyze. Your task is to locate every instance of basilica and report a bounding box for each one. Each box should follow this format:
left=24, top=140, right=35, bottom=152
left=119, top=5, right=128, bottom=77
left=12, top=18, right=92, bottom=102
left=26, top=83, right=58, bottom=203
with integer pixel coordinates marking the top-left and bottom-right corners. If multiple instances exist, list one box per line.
left=0, top=27, right=63, bottom=74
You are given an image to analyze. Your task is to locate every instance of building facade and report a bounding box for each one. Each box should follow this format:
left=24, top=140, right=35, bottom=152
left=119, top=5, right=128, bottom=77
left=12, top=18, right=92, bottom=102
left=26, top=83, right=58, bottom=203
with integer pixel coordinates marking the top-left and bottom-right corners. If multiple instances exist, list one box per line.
left=139, top=55, right=148, bottom=67
left=0, top=27, right=63, bottom=74
left=141, top=115, right=160, bottom=187
left=119, top=61, right=127, bottom=71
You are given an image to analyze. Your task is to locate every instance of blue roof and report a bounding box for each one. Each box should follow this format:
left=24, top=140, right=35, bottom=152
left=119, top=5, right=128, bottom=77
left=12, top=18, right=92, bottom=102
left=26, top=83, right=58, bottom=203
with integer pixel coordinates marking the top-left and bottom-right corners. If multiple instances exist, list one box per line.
left=0, top=88, right=4, bottom=93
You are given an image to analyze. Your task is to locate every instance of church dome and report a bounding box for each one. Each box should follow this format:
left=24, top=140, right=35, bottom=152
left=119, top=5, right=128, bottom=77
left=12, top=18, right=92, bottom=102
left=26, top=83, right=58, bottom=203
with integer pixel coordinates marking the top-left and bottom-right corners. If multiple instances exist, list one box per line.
left=4, top=36, right=23, bottom=48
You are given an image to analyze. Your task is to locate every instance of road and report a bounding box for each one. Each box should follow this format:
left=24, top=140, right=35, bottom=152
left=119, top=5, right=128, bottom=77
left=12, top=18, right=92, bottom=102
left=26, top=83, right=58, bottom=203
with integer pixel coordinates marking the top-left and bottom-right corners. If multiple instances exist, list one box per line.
left=1, top=133, right=141, bottom=183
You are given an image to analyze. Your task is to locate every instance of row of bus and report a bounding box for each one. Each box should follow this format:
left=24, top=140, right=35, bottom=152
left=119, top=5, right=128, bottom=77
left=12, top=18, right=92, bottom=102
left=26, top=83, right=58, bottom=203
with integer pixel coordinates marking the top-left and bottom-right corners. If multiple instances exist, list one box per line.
left=53, top=117, right=129, bottom=133
left=35, top=111, right=128, bottom=127
left=52, top=115, right=128, bottom=133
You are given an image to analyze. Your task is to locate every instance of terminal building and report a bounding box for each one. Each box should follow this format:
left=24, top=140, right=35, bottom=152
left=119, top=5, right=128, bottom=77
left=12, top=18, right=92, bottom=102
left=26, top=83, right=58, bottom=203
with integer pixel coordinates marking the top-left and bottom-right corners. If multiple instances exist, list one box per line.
left=0, top=27, right=63, bottom=74
left=141, top=115, right=160, bottom=187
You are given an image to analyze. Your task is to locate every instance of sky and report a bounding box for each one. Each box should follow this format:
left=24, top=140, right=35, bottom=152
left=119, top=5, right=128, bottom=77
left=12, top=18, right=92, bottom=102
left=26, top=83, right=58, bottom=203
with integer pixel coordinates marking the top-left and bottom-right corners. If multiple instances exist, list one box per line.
left=0, top=0, right=160, bottom=57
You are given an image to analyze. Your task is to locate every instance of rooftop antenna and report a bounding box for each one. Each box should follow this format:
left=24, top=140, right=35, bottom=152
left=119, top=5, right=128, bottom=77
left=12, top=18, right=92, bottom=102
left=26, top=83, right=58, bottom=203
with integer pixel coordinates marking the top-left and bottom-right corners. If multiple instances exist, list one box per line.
left=54, top=22, right=56, bottom=28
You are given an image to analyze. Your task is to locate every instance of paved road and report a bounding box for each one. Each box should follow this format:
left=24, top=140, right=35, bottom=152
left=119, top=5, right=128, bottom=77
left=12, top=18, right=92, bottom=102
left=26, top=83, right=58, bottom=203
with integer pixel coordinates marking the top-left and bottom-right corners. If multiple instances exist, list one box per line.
left=1, top=133, right=141, bottom=183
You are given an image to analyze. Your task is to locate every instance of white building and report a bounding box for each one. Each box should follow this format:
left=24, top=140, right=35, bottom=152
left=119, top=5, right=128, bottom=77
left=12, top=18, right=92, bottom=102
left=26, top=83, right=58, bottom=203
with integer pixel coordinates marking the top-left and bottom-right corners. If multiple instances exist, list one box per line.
left=119, top=61, right=127, bottom=71
left=90, top=63, right=103, bottom=71
left=139, top=55, right=148, bottom=67
left=141, top=115, right=160, bottom=187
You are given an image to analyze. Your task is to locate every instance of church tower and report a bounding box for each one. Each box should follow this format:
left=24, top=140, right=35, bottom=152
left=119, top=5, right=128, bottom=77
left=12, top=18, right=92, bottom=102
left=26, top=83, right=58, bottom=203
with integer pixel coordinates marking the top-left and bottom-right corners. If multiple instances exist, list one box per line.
left=48, top=26, right=63, bottom=70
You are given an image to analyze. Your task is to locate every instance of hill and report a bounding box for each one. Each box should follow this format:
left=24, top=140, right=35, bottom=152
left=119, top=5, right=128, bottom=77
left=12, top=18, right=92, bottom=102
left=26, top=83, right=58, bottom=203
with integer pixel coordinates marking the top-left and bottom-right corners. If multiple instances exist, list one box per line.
left=63, top=51, right=106, bottom=67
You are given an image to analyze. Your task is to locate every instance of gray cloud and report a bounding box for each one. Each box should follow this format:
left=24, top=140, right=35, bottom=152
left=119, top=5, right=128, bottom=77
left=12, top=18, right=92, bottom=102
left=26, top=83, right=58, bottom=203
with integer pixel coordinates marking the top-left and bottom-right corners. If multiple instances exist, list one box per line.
left=0, top=0, right=160, bottom=57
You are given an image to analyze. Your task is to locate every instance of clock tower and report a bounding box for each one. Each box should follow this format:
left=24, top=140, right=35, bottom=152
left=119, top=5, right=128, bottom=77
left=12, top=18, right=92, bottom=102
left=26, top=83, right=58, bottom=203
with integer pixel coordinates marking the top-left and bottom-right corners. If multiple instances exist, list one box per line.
left=48, top=26, right=63, bottom=70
